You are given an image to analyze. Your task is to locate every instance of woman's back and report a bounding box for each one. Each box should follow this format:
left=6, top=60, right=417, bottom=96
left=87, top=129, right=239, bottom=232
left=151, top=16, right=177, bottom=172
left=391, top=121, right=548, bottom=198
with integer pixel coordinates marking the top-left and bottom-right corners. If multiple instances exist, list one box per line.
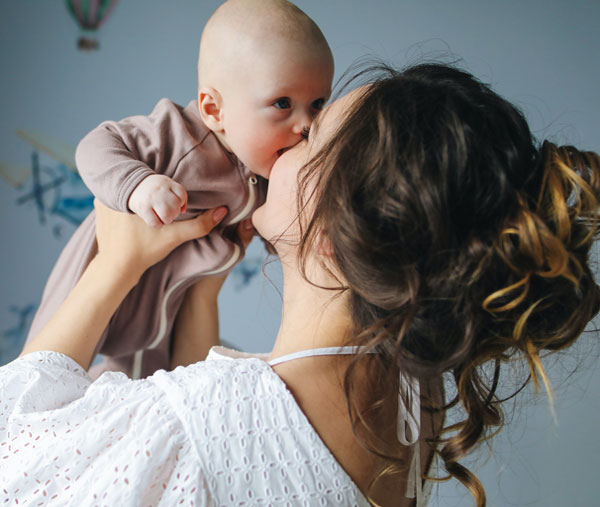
left=273, top=353, right=445, bottom=506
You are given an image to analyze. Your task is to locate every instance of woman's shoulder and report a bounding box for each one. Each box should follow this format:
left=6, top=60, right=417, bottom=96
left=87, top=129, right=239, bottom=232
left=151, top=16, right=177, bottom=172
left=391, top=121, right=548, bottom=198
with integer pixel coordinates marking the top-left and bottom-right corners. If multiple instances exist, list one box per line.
left=148, top=346, right=285, bottom=417
left=0, top=351, right=206, bottom=505
left=152, top=346, right=273, bottom=391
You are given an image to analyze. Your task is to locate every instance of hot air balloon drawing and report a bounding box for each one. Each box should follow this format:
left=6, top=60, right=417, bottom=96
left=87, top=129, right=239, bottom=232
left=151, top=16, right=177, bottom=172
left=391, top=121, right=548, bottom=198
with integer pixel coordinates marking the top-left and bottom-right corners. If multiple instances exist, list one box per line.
left=66, top=0, right=119, bottom=50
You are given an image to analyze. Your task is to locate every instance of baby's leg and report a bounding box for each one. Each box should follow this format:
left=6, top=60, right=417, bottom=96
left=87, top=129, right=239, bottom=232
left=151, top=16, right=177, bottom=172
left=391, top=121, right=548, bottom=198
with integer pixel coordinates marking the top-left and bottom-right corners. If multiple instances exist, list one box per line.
left=87, top=343, right=171, bottom=380
left=89, top=276, right=223, bottom=380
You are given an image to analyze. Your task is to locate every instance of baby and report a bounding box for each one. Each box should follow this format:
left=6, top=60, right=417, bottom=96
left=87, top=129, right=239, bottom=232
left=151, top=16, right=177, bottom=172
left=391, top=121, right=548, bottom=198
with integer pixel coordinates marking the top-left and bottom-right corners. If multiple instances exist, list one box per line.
left=26, top=0, right=334, bottom=379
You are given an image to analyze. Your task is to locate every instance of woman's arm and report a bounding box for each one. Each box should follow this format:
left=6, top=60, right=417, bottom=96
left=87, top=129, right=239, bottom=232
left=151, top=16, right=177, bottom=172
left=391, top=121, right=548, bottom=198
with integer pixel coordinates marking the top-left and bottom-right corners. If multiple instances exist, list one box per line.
left=170, top=277, right=224, bottom=369
left=20, top=255, right=138, bottom=370
left=21, top=200, right=228, bottom=370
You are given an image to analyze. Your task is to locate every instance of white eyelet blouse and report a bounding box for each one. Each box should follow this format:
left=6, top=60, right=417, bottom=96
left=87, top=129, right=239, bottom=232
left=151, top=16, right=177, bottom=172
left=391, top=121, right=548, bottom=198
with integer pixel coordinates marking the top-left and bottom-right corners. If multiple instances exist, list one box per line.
left=0, top=348, right=378, bottom=506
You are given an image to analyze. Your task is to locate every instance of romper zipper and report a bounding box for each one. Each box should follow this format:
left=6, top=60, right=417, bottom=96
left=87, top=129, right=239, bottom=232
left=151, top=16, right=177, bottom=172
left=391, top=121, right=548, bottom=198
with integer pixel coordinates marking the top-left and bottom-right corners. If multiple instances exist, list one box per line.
left=131, top=176, right=259, bottom=379
left=228, top=175, right=258, bottom=224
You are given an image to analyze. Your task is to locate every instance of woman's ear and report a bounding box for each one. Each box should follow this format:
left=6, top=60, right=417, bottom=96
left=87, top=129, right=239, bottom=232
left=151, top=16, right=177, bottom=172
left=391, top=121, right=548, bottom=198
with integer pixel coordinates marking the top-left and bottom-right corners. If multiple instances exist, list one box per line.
left=198, top=87, right=224, bottom=132
left=316, top=231, right=334, bottom=257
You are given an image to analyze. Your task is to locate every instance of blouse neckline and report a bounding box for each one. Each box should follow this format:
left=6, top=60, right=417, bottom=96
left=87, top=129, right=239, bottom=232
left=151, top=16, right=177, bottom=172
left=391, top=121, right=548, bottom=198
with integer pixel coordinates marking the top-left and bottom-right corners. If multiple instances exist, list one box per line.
left=207, top=346, right=372, bottom=506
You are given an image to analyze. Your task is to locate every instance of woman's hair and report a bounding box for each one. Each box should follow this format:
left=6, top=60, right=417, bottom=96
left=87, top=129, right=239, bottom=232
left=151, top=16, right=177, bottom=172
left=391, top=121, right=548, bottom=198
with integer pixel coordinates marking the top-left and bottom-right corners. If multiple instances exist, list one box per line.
left=297, top=63, right=600, bottom=505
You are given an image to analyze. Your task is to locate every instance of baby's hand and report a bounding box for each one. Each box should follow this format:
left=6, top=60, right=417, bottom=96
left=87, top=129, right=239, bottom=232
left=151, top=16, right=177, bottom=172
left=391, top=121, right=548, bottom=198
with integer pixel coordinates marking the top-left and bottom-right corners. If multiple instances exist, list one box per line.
left=128, top=174, right=188, bottom=228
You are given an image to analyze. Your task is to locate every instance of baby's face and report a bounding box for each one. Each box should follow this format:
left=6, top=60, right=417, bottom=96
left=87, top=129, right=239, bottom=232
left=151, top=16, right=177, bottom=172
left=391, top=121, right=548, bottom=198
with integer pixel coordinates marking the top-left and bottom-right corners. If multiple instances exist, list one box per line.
left=217, top=48, right=333, bottom=179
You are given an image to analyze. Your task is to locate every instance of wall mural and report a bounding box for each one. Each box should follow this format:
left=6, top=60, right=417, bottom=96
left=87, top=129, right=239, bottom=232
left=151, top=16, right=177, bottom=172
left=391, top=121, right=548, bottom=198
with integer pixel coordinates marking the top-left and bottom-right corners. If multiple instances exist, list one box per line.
left=0, top=130, right=92, bottom=238
left=0, top=130, right=262, bottom=364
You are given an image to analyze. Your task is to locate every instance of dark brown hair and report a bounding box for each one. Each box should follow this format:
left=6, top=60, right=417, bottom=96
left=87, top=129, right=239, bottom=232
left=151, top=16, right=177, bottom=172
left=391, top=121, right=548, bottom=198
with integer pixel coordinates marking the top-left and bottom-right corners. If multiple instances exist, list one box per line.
left=296, top=63, right=600, bottom=505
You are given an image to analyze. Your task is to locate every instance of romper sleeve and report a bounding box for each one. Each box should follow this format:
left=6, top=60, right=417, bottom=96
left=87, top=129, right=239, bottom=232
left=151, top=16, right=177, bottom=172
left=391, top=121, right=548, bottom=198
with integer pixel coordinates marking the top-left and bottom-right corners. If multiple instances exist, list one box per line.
left=0, top=351, right=211, bottom=506
left=75, top=98, right=200, bottom=212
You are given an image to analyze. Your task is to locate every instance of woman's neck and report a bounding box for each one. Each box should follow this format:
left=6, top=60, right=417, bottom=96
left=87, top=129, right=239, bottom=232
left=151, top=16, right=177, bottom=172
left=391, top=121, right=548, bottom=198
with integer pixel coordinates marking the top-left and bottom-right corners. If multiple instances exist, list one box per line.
left=267, top=263, right=423, bottom=506
left=268, top=263, right=353, bottom=361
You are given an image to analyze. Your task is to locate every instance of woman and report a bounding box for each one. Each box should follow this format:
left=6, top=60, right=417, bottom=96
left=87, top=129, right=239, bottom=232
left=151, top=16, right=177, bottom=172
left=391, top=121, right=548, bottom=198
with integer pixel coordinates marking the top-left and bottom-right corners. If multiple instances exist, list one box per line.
left=2, top=63, right=599, bottom=506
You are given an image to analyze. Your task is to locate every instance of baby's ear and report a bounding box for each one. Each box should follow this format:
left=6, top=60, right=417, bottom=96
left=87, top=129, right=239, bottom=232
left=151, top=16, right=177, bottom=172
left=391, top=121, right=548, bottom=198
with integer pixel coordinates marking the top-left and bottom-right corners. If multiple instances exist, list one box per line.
left=198, top=87, right=224, bottom=131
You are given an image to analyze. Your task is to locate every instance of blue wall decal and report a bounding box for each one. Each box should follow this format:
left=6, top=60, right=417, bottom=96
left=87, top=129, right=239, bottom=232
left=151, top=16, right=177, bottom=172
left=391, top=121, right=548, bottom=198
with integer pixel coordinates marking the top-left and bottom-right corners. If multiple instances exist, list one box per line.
left=0, top=304, right=36, bottom=363
left=2, top=131, right=93, bottom=237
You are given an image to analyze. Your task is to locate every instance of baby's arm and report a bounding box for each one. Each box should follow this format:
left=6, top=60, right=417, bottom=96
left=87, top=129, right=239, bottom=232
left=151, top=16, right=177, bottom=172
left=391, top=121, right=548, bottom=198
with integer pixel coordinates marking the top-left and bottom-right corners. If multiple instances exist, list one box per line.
left=75, top=99, right=190, bottom=226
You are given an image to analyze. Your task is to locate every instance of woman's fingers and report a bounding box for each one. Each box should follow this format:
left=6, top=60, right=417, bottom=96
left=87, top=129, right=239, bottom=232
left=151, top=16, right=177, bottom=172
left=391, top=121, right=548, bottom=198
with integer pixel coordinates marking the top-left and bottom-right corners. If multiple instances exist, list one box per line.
left=167, top=207, right=228, bottom=246
left=94, top=199, right=229, bottom=275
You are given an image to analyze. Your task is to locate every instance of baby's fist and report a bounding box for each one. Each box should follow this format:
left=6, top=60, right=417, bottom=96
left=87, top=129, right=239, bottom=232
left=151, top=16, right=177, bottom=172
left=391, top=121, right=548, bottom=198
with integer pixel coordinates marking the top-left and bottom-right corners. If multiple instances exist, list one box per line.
left=128, top=174, right=188, bottom=228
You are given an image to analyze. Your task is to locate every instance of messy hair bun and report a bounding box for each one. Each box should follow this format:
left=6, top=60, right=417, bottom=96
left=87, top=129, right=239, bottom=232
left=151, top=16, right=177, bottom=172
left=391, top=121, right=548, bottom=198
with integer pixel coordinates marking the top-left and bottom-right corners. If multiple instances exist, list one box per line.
left=297, top=63, right=600, bottom=505
left=483, top=141, right=600, bottom=383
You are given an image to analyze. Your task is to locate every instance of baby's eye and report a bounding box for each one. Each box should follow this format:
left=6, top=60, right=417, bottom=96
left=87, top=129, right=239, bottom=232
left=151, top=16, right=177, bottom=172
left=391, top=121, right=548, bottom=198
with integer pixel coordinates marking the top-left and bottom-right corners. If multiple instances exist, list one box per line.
left=312, top=98, right=325, bottom=111
left=301, top=126, right=311, bottom=140
left=273, top=98, right=291, bottom=109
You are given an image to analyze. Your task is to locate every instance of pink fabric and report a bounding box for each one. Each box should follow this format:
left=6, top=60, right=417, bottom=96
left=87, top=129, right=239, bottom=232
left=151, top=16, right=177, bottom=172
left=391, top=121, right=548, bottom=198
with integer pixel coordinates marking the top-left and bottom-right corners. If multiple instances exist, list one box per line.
left=27, top=99, right=267, bottom=379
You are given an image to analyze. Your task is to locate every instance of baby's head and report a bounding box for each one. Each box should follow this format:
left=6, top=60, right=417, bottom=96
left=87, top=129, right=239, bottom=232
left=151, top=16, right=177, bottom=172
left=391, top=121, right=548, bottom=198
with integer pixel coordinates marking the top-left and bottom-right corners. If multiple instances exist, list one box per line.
left=197, top=0, right=334, bottom=179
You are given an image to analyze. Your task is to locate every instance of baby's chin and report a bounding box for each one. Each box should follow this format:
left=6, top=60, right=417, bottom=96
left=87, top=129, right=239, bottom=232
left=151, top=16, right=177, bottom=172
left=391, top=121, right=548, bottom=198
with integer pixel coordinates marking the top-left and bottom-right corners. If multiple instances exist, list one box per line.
left=251, top=150, right=289, bottom=179
left=251, top=164, right=272, bottom=180
left=277, top=147, right=291, bottom=158
left=258, top=150, right=289, bottom=179
left=251, top=206, right=263, bottom=229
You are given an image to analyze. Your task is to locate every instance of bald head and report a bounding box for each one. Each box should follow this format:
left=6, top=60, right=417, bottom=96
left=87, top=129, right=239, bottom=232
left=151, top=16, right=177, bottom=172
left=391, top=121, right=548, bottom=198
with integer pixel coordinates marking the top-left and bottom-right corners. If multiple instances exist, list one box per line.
left=198, top=0, right=333, bottom=91
left=196, top=0, right=334, bottom=178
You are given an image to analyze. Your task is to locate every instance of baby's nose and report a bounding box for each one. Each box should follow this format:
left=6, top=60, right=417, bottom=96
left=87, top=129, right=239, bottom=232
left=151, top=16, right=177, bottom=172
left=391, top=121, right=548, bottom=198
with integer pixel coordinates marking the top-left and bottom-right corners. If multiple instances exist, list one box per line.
left=292, top=110, right=312, bottom=134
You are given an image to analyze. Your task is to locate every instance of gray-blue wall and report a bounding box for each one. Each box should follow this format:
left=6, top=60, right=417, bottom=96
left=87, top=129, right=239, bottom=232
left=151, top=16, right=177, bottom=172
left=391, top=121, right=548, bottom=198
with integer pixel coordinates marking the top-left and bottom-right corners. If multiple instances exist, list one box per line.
left=1, top=1, right=598, bottom=505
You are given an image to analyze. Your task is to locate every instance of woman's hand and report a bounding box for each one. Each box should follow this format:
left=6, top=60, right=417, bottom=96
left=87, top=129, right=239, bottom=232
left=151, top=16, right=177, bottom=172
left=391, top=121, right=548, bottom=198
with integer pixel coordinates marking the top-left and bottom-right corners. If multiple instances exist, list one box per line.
left=21, top=201, right=230, bottom=368
left=94, top=199, right=229, bottom=282
left=193, top=218, right=256, bottom=299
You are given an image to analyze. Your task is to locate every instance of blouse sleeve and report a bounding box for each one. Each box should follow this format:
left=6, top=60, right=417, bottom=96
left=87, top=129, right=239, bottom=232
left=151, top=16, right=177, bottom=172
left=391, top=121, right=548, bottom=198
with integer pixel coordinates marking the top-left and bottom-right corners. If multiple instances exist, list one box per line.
left=0, top=351, right=210, bottom=506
